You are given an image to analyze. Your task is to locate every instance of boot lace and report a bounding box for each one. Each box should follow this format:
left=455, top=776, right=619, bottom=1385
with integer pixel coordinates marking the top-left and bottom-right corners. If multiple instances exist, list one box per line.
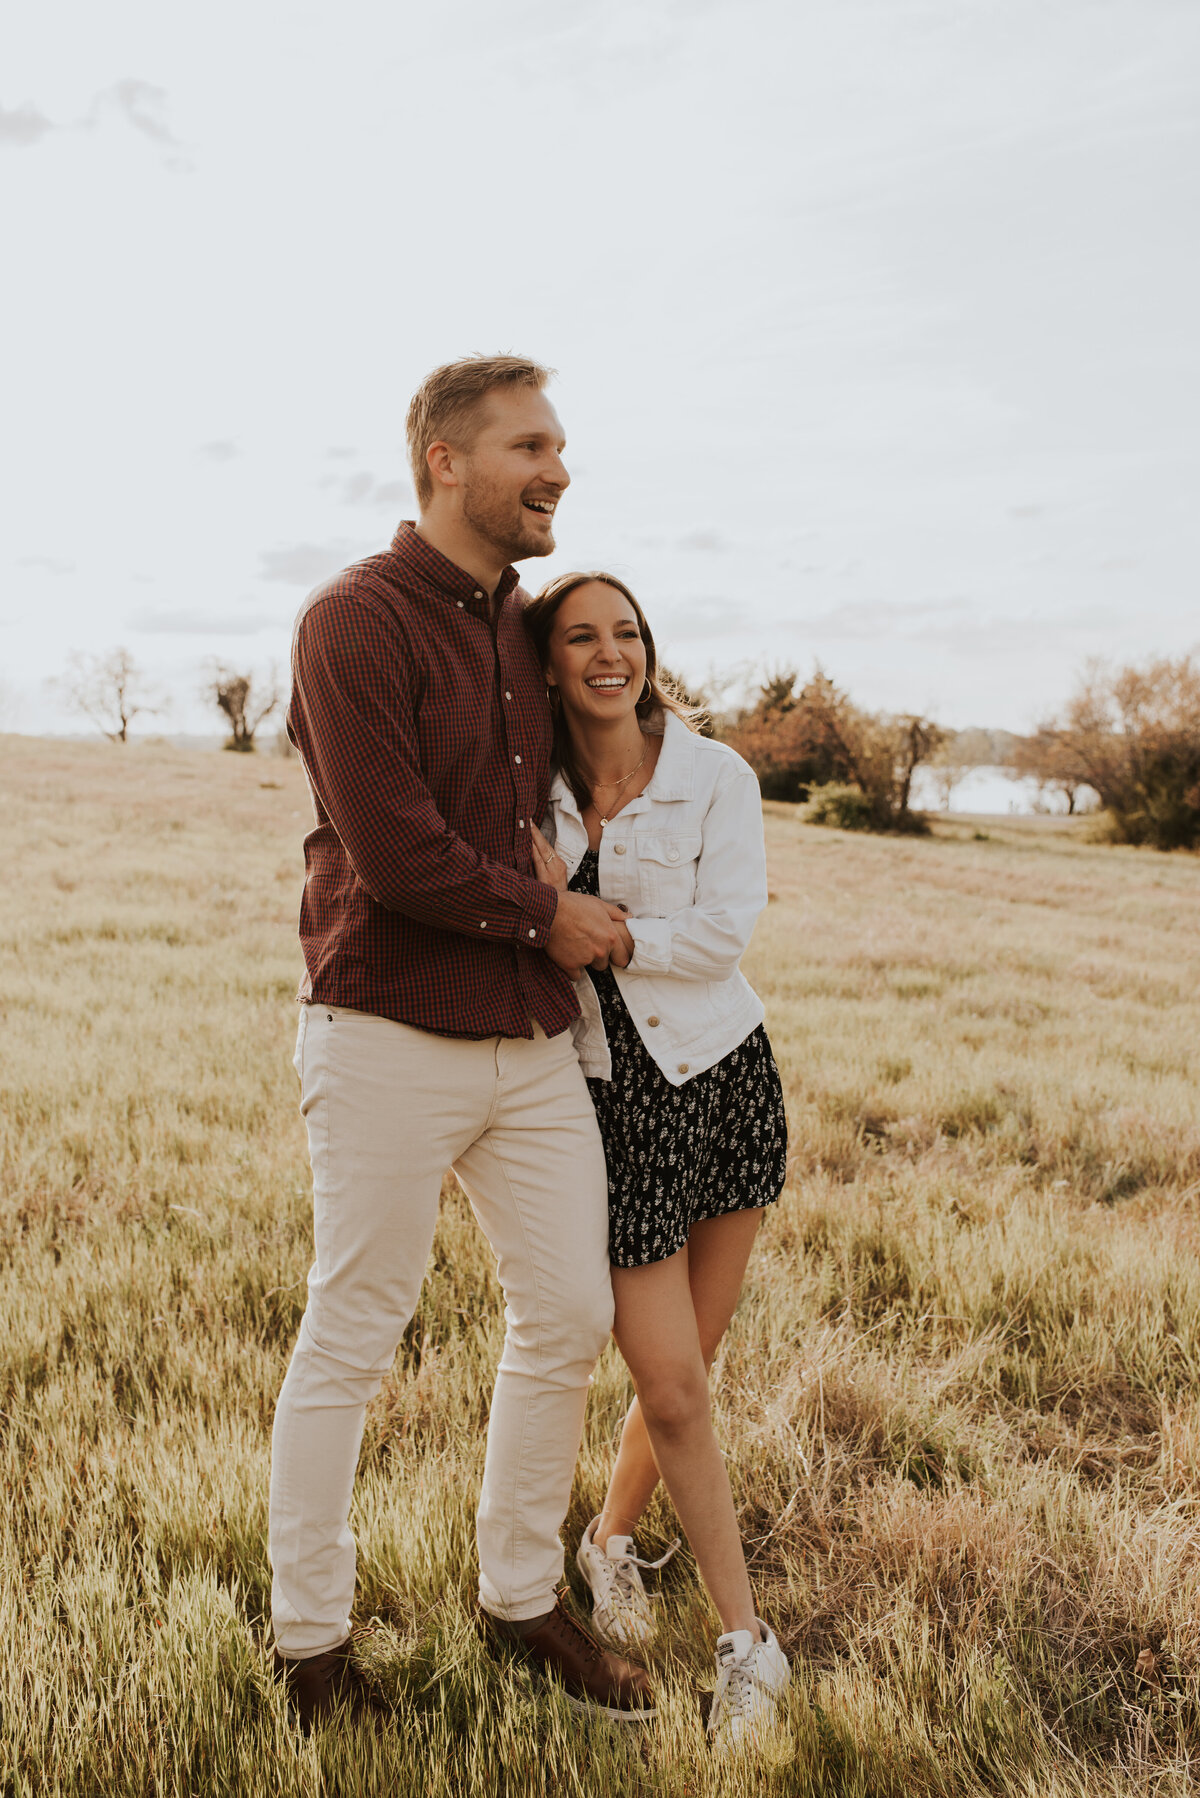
left=549, top=1602, right=605, bottom=1667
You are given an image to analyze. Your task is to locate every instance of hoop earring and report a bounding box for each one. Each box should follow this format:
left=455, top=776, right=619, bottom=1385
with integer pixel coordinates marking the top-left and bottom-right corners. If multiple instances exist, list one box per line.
left=638, top=678, right=652, bottom=706
left=546, top=685, right=561, bottom=712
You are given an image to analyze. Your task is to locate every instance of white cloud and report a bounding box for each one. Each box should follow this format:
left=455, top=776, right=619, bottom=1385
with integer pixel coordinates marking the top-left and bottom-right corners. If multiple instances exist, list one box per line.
left=17, top=555, right=75, bottom=574
left=337, top=471, right=412, bottom=508
left=0, top=100, right=56, bottom=148
left=128, top=605, right=284, bottom=635
left=654, top=596, right=748, bottom=641
left=257, top=541, right=375, bottom=587
left=86, top=79, right=192, bottom=170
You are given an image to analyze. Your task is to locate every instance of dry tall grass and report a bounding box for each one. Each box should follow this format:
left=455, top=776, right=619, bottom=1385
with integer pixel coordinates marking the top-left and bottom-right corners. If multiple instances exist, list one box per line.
left=2, top=736, right=1199, bottom=1796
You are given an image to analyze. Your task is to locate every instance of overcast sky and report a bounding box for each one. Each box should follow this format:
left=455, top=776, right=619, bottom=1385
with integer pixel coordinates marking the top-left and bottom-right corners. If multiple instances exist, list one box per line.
left=4, top=0, right=1198, bottom=736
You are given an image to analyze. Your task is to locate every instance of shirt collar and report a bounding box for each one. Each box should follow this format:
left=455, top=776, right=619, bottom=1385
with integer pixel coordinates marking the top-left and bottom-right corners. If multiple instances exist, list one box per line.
left=390, top=521, right=520, bottom=618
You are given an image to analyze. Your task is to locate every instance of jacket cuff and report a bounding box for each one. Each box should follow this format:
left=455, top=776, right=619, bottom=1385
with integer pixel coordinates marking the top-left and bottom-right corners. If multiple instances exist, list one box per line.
left=626, top=917, right=672, bottom=972
left=518, top=879, right=559, bottom=948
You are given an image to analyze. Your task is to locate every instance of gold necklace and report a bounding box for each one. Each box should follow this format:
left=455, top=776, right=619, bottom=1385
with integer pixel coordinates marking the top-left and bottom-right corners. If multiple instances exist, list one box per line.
left=588, top=739, right=649, bottom=827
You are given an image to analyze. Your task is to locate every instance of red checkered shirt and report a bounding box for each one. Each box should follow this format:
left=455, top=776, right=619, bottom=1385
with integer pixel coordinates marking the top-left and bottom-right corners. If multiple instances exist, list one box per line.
left=287, top=522, right=578, bottom=1039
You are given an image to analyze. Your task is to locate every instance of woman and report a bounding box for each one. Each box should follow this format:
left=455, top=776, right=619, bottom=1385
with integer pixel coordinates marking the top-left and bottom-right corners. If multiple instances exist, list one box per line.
left=522, top=571, right=791, bottom=1747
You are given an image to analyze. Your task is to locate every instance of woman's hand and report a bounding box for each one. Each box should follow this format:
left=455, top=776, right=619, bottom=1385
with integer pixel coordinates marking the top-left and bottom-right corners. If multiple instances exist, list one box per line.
left=530, top=820, right=569, bottom=893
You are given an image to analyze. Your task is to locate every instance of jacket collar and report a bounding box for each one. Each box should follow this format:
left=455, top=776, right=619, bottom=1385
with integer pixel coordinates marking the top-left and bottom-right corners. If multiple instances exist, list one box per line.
left=550, top=708, right=696, bottom=818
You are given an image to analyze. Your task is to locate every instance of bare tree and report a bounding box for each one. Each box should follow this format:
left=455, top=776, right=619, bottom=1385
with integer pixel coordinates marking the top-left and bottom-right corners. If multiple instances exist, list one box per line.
left=208, top=664, right=282, bottom=752
left=1009, top=725, right=1092, bottom=814
left=52, top=647, right=161, bottom=742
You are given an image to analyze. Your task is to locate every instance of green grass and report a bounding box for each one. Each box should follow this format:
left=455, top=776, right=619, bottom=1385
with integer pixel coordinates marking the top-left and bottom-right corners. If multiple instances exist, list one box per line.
left=2, top=737, right=1200, bottom=1794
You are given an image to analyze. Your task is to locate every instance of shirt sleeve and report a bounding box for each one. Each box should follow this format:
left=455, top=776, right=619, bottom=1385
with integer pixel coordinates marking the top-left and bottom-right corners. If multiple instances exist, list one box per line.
left=624, top=760, right=767, bottom=979
left=290, top=591, right=558, bottom=945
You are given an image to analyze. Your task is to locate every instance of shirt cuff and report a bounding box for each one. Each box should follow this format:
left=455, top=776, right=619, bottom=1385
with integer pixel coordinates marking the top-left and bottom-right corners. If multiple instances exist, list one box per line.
left=626, top=917, right=672, bottom=973
left=518, top=879, right=559, bottom=948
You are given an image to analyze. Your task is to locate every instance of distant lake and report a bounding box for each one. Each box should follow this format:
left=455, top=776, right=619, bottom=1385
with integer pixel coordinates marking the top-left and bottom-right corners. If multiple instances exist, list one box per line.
left=910, top=765, right=1099, bottom=818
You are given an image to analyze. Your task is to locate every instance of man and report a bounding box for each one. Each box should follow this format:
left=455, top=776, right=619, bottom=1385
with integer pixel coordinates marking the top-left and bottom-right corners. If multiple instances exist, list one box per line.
left=270, top=355, right=653, bottom=1730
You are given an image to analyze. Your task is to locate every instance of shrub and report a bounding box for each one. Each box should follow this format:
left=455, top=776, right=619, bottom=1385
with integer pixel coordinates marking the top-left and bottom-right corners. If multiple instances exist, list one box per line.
left=803, top=783, right=931, bottom=835
left=802, top=783, right=879, bottom=832
left=1022, top=656, right=1200, bottom=850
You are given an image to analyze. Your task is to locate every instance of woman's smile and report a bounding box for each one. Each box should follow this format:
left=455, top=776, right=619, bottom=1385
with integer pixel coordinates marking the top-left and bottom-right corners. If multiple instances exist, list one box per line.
left=545, top=580, right=648, bottom=721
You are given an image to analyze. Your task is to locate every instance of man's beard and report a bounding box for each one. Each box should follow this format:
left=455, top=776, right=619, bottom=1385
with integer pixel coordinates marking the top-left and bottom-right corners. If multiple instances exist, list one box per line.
left=460, top=470, right=555, bottom=564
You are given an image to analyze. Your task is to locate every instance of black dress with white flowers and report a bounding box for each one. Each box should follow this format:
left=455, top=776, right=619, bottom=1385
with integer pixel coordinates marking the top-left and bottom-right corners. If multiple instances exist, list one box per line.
left=569, top=849, right=788, bottom=1268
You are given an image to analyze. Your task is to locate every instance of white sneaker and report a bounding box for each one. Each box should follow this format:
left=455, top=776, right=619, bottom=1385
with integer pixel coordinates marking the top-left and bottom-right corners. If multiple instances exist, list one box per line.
left=707, top=1620, right=790, bottom=1748
left=575, top=1516, right=679, bottom=1651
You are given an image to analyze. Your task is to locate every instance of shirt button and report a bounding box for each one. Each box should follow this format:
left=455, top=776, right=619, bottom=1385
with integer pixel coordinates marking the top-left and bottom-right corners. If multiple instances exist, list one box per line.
left=480, top=921, right=487, bottom=929
left=677, top=1063, right=689, bottom=1074
left=518, top=818, right=525, bottom=828
left=647, top=1016, right=660, bottom=1027
left=613, top=843, right=625, bottom=855
left=474, top=590, right=484, bottom=600
left=667, top=846, right=679, bottom=861
left=505, top=691, right=513, bottom=700
left=528, top=929, right=537, bottom=938
left=514, top=755, right=522, bottom=765
left=456, top=600, right=465, bottom=609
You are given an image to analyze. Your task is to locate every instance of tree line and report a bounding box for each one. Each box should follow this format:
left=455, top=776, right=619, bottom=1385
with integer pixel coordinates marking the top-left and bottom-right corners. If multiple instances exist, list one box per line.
left=49, top=647, right=1200, bottom=851
left=693, top=654, right=1200, bottom=852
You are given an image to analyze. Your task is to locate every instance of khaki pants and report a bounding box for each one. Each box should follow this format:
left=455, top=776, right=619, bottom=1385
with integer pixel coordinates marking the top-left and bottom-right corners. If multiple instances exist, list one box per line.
left=269, top=1002, right=613, bottom=1657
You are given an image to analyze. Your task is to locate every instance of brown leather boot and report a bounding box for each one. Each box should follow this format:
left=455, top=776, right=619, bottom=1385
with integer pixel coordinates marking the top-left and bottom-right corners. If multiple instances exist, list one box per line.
left=478, top=1590, right=655, bottom=1722
left=271, top=1637, right=387, bottom=1735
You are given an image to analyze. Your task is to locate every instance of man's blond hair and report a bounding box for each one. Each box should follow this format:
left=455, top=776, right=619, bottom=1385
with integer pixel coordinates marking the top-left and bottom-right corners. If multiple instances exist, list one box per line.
left=405, top=354, right=554, bottom=508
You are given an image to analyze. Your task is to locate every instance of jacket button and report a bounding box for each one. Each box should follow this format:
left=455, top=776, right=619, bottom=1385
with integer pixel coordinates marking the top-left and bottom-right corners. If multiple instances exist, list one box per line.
left=614, top=843, right=625, bottom=855
left=647, top=1015, right=659, bottom=1027
left=677, top=1062, right=689, bottom=1074
left=667, top=847, right=679, bottom=861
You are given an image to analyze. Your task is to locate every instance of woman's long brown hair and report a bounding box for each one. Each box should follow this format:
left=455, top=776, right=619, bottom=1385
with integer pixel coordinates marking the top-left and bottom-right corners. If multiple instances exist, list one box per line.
left=523, top=571, right=703, bottom=816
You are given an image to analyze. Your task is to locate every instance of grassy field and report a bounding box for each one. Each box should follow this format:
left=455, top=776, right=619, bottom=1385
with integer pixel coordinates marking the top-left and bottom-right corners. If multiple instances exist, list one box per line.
left=2, top=734, right=1200, bottom=1797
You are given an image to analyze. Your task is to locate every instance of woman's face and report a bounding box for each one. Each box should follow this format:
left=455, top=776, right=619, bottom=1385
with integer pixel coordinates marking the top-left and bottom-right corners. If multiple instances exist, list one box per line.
left=544, top=581, right=648, bottom=726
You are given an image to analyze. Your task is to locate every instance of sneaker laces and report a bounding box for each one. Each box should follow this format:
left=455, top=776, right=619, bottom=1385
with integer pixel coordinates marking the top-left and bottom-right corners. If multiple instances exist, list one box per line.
left=711, top=1640, right=769, bottom=1731
left=608, top=1536, right=680, bottom=1602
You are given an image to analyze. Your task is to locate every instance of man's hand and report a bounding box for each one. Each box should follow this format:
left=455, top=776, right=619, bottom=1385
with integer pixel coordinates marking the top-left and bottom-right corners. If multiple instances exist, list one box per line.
left=546, top=891, right=635, bottom=980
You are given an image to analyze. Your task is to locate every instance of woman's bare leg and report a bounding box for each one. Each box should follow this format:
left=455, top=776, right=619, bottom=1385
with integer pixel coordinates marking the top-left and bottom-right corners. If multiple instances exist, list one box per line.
left=595, top=1208, right=762, bottom=1543
left=594, top=1209, right=765, bottom=1638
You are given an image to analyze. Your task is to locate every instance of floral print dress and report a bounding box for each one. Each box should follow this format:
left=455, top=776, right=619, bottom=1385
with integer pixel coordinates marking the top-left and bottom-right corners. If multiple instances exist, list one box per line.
left=569, top=849, right=788, bottom=1268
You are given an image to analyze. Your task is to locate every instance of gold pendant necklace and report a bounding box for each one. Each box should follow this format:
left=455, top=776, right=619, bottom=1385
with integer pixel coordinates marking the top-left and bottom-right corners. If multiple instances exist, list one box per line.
left=591, top=738, right=649, bottom=826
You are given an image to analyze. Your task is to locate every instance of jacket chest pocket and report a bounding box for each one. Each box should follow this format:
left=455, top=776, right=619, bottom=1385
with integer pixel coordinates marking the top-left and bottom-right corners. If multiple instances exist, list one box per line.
left=632, top=833, right=702, bottom=914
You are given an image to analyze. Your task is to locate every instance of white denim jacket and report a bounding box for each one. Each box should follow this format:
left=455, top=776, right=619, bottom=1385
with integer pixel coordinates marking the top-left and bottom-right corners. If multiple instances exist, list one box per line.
left=544, top=709, right=768, bottom=1086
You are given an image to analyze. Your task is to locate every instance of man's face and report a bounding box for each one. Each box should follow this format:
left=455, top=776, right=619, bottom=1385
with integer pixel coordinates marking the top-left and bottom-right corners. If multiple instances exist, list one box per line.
left=457, top=387, right=569, bottom=564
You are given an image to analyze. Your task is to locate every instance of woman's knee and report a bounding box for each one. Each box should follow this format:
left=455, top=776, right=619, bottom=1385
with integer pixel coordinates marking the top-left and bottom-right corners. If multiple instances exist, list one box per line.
left=635, top=1364, right=711, bottom=1438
